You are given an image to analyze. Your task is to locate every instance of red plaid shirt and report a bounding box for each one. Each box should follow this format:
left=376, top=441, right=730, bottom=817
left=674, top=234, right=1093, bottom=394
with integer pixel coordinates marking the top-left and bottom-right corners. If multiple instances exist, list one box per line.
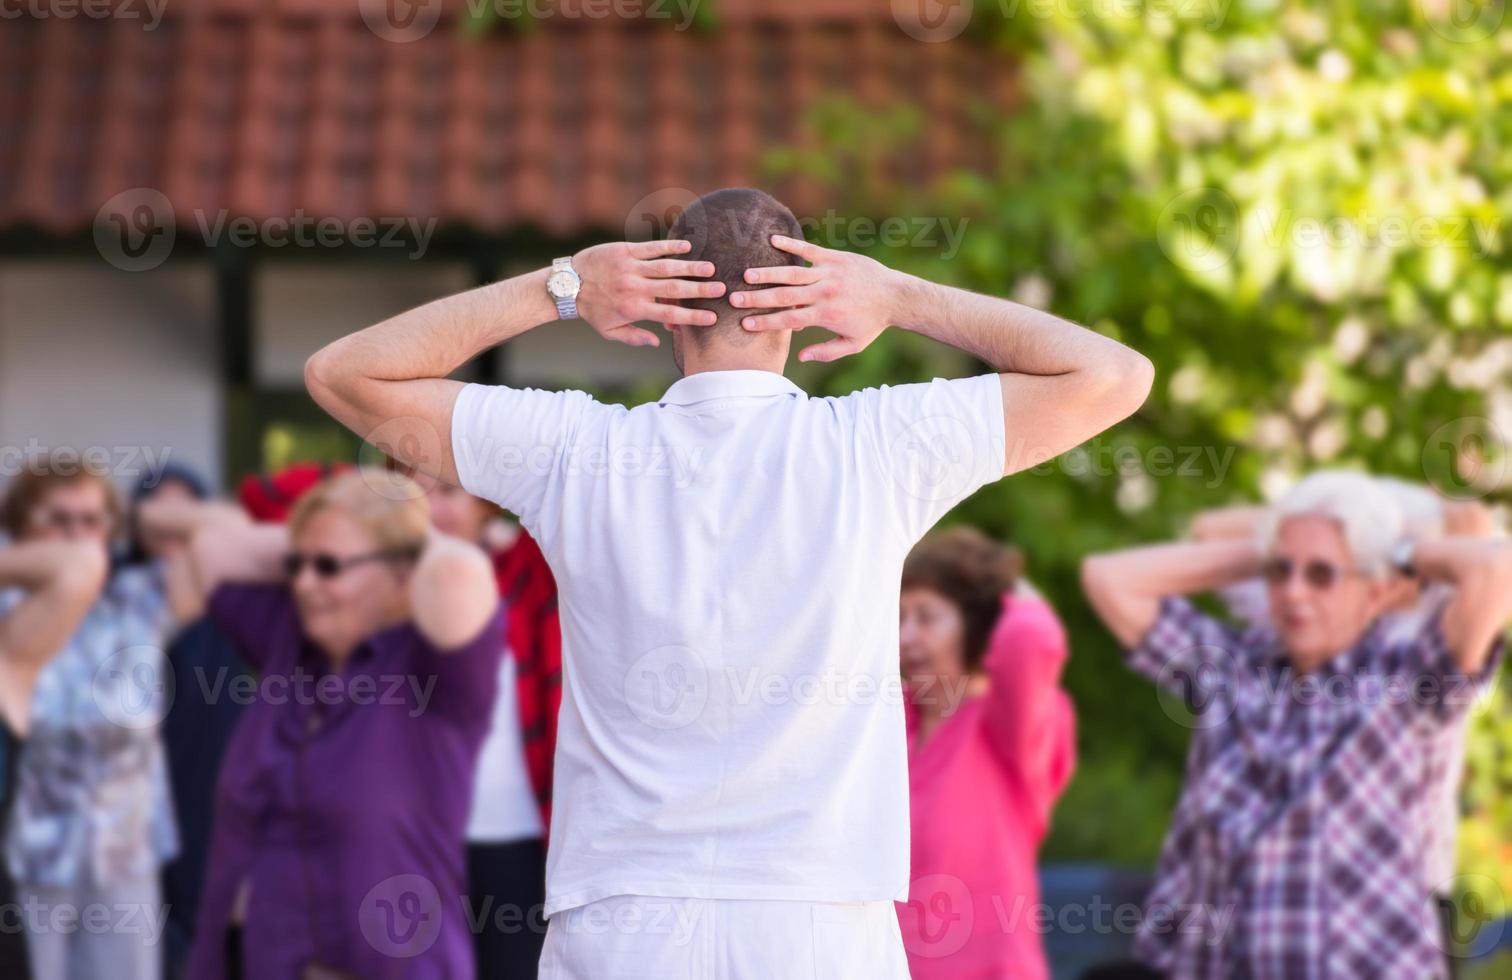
left=492, top=529, right=561, bottom=836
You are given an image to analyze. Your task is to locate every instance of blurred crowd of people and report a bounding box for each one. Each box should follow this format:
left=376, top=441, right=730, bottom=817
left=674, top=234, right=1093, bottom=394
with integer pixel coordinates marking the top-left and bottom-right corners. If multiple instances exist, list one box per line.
left=0, top=458, right=560, bottom=979
left=0, top=451, right=1505, bottom=980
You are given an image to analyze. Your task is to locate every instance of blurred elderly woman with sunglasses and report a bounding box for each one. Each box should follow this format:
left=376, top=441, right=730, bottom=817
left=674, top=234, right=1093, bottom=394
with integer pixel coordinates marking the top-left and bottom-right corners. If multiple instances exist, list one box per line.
left=0, top=458, right=180, bottom=980
left=141, top=468, right=503, bottom=980
left=1081, top=471, right=1512, bottom=980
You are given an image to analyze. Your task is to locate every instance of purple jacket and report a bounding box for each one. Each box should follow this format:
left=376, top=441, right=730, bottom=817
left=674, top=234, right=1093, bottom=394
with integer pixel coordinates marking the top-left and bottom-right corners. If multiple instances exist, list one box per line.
left=187, top=584, right=504, bottom=980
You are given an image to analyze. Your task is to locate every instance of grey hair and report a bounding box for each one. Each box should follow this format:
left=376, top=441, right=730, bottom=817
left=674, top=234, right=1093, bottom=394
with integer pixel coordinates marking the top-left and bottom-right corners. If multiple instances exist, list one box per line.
left=1259, top=471, right=1406, bottom=578
left=1373, top=476, right=1445, bottom=540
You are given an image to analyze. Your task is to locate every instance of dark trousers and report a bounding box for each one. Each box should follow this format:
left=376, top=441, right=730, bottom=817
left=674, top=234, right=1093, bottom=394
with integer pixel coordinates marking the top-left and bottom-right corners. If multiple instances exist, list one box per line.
left=0, top=867, right=31, bottom=980
left=468, top=837, right=547, bottom=980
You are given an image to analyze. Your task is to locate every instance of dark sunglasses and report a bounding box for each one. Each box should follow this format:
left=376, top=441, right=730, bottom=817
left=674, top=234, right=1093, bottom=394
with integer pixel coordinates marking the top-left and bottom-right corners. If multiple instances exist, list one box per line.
left=1262, top=556, right=1359, bottom=590
left=283, top=549, right=419, bottom=581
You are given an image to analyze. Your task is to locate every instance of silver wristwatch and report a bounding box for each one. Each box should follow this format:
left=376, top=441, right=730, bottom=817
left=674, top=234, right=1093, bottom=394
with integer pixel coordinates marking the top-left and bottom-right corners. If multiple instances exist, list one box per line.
left=546, top=256, right=582, bottom=320
left=1390, top=537, right=1418, bottom=578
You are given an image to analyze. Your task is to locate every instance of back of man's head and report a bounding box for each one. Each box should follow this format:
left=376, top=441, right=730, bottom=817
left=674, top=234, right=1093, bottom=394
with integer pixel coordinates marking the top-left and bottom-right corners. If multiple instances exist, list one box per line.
left=668, top=188, right=804, bottom=346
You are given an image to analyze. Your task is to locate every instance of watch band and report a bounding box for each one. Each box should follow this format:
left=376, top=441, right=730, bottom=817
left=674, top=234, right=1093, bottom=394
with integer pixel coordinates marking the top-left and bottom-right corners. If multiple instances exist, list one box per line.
left=1391, top=537, right=1418, bottom=578
left=551, top=256, right=579, bottom=320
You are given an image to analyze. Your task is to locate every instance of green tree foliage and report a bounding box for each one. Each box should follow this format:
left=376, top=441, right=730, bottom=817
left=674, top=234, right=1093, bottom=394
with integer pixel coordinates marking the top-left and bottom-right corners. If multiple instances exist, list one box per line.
left=769, top=0, right=1512, bottom=895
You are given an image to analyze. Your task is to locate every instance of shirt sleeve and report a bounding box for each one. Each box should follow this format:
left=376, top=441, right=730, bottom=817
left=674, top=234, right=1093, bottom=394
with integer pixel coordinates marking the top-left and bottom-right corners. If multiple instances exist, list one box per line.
left=408, top=601, right=506, bottom=729
left=979, top=593, right=1077, bottom=836
left=1124, top=597, right=1245, bottom=712
left=449, top=382, right=603, bottom=534
left=852, top=374, right=1007, bottom=543
left=206, top=583, right=301, bottom=673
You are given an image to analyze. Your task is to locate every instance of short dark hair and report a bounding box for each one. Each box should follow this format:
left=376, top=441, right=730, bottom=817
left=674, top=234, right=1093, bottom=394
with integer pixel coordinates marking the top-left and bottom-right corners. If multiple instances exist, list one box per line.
left=901, top=526, right=1022, bottom=671
left=667, top=188, right=804, bottom=339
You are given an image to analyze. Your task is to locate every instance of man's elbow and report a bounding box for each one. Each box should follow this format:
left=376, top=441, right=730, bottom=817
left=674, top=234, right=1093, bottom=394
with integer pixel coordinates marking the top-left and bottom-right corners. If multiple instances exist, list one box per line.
left=303, top=344, right=347, bottom=412
left=1126, top=350, right=1155, bottom=406
left=1105, top=349, right=1154, bottom=418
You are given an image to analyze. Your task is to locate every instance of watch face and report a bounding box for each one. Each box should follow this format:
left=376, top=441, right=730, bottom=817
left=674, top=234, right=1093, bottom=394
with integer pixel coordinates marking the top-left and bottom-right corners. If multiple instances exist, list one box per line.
left=547, top=269, right=580, bottom=298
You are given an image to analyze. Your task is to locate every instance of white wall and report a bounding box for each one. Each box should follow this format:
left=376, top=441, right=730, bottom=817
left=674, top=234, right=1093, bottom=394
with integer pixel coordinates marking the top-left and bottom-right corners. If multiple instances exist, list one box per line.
left=0, top=261, right=221, bottom=493
left=255, top=263, right=474, bottom=386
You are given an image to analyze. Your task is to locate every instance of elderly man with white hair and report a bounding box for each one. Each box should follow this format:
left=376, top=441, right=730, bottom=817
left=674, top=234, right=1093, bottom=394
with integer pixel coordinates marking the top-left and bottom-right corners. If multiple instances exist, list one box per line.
left=1082, top=470, right=1512, bottom=979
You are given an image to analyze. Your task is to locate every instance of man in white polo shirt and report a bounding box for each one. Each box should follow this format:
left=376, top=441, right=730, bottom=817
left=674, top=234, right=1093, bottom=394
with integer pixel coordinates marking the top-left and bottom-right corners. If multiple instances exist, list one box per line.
left=306, top=188, right=1153, bottom=978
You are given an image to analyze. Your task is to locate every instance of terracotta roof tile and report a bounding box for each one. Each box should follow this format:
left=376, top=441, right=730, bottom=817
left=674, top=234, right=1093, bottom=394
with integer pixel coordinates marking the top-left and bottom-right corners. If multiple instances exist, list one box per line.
left=0, top=1, right=1016, bottom=236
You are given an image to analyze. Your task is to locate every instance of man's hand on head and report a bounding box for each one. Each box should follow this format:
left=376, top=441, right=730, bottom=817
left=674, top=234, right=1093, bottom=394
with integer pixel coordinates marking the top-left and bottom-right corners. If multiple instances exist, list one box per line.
left=728, top=235, right=907, bottom=364
left=572, top=240, right=727, bottom=348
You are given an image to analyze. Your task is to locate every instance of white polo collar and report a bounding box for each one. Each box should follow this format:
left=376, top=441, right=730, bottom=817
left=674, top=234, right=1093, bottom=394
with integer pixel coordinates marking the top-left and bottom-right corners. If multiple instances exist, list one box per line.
left=658, top=369, right=805, bottom=407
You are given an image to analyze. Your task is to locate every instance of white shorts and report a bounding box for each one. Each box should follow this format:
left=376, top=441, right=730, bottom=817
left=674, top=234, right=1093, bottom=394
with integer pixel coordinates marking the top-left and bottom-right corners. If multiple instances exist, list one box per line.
left=538, top=894, right=911, bottom=980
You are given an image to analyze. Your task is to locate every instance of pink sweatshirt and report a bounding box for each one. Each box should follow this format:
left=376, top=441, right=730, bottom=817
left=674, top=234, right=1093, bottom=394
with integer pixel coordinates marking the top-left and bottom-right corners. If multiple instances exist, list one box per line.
left=897, top=593, right=1077, bottom=980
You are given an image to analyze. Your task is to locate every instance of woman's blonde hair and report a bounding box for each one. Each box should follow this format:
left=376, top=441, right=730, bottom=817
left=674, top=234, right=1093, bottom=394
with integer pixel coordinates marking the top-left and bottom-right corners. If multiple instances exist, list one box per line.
left=287, top=468, right=430, bottom=554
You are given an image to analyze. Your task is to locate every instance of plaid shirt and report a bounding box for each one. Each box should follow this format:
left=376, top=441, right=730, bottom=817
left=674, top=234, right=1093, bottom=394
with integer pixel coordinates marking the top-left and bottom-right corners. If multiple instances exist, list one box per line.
left=1125, top=596, right=1503, bottom=979
left=492, top=528, right=562, bottom=834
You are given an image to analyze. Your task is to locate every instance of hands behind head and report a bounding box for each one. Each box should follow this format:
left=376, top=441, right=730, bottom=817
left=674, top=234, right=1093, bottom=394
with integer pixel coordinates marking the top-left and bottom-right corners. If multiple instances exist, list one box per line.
left=571, top=240, right=726, bottom=349
left=573, top=236, right=903, bottom=364
left=1442, top=499, right=1496, bottom=539
left=729, top=235, right=901, bottom=364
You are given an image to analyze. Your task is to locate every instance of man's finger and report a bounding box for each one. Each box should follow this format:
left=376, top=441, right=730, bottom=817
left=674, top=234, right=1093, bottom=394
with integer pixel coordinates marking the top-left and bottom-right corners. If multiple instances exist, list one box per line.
left=729, top=285, right=814, bottom=310
left=607, top=325, right=661, bottom=348
left=650, top=280, right=726, bottom=301
left=744, top=265, right=820, bottom=286
left=633, top=240, right=694, bottom=259
left=797, top=338, right=857, bottom=363
left=641, top=259, right=716, bottom=279
left=741, top=308, right=815, bottom=333
left=642, top=302, right=719, bottom=326
left=770, top=234, right=820, bottom=262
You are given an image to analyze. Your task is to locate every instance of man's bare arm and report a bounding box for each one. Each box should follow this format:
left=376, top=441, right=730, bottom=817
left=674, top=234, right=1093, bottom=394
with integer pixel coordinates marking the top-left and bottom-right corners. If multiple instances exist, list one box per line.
left=304, top=242, right=724, bottom=486
left=733, top=235, right=1154, bottom=475
left=892, top=277, right=1154, bottom=474
left=1081, top=539, right=1265, bottom=647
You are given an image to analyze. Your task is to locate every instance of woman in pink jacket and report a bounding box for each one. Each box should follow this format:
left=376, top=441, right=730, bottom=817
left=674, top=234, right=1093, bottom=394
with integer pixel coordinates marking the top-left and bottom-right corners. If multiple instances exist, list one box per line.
left=897, top=527, right=1077, bottom=980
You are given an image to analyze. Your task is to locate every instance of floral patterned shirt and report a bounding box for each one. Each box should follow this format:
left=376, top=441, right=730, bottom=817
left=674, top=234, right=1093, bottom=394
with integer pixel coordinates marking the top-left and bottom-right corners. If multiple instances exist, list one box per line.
left=2, top=563, right=179, bottom=887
